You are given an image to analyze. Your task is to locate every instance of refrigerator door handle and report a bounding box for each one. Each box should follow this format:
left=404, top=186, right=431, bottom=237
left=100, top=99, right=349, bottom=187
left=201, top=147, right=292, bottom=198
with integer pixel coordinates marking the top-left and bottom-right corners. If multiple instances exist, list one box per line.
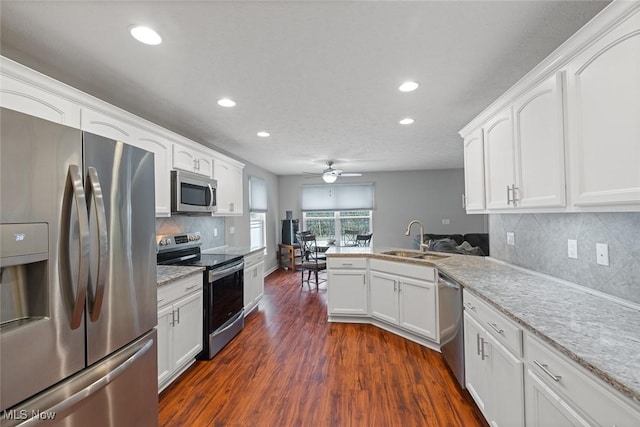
left=86, top=167, right=109, bottom=322
left=60, top=164, right=90, bottom=330
left=15, top=338, right=154, bottom=427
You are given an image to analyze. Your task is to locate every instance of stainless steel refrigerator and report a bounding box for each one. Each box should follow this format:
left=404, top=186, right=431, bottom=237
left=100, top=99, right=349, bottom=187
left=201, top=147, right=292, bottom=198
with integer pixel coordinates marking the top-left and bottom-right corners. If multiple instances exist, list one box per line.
left=0, top=108, right=158, bottom=426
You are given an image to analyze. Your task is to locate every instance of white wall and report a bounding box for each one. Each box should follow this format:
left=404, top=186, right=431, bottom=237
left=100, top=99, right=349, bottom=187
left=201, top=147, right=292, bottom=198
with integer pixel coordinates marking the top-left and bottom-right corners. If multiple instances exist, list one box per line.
left=278, top=168, right=487, bottom=249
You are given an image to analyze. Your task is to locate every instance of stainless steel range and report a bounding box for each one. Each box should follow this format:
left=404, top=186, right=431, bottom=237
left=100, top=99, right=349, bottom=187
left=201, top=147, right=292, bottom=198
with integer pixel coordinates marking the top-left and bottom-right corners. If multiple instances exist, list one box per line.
left=157, top=232, right=244, bottom=359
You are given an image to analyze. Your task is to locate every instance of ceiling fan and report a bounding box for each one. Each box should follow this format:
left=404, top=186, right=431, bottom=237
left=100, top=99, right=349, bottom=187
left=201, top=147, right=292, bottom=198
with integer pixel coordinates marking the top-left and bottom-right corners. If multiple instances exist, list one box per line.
left=305, top=161, right=362, bottom=183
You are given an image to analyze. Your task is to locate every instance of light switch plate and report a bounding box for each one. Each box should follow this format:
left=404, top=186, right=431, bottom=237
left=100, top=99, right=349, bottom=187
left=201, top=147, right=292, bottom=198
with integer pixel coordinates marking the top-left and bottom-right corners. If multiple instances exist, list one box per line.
left=214, top=228, right=218, bottom=237
left=596, top=243, right=609, bottom=266
left=568, top=239, right=578, bottom=259
left=507, top=232, right=515, bottom=246
left=230, top=226, right=235, bottom=235
left=442, top=219, right=450, bottom=225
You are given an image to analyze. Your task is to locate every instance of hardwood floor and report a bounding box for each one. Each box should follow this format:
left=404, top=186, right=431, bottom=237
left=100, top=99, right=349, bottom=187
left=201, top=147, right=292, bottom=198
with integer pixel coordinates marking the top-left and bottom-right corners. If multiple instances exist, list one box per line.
left=158, top=269, right=487, bottom=427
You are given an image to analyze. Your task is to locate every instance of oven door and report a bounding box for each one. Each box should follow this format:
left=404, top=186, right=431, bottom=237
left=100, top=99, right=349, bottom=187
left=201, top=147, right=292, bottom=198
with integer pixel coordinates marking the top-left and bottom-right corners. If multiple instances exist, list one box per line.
left=206, top=260, right=244, bottom=333
left=171, top=170, right=217, bottom=213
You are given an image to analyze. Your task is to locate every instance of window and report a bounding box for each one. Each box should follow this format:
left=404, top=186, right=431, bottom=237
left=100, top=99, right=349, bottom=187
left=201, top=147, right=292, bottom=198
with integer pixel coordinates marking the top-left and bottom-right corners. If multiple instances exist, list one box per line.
left=250, top=212, right=266, bottom=250
left=300, top=183, right=374, bottom=242
left=302, top=210, right=372, bottom=242
left=249, top=176, right=267, bottom=254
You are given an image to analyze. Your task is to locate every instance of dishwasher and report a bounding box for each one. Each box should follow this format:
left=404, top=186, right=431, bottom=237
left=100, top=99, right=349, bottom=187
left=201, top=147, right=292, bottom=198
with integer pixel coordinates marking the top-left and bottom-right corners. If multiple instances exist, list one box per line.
left=438, top=271, right=465, bottom=389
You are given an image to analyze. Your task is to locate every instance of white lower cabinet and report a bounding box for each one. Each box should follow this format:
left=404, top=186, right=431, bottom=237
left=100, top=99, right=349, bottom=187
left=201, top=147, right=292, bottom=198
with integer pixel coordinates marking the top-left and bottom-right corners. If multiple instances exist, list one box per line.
left=463, top=290, right=525, bottom=427
left=244, top=251, right=265, bottom=314
left=327, top=258, right=368, bottom=316
left=524, top=333, right=640, bottom=426
left=157, top=273, right=203, bottom=393
left=369, top=259, right=438, bottom=341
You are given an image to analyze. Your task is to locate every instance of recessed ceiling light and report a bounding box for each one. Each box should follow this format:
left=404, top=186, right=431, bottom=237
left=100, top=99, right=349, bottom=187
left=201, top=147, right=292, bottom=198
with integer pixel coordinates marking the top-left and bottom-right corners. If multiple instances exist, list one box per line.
left=130, top=26, right=162, bottom=45
left=257, top=131, right=270, bottom=138
left=217, top=98, right=236, bottom=107
left=399, top=118, right=415, bottom=125
left=398, top=81, right=419, bottom=92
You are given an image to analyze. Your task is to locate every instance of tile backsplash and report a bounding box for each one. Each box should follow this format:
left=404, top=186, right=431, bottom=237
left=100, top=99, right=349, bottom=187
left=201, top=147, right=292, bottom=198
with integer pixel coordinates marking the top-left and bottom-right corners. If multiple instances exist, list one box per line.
left=156, top=216, right=226, bottom=250
left=490, top=212, right=640, bottom=305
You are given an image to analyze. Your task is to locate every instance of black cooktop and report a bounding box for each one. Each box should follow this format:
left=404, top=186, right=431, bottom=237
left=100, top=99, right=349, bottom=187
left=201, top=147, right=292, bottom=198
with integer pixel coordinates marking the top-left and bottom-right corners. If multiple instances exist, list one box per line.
left=156, top=232, right=242, bottom=270
left=179, top=253, right=243, bottom=269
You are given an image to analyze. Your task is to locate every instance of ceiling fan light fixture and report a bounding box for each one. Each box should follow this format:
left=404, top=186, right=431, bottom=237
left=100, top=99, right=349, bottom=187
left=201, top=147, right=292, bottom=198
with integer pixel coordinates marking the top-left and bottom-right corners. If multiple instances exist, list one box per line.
left=322, top=172, right=338, bottom=184
left=398, top=81, right=419, bottom=92
left=130, top=26, right=162, bottom=45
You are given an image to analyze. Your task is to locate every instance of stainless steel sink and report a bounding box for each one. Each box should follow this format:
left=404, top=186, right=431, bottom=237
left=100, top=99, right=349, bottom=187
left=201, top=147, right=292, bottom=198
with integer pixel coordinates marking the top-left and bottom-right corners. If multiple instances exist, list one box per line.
left=380, top=250, right=449, bottom=261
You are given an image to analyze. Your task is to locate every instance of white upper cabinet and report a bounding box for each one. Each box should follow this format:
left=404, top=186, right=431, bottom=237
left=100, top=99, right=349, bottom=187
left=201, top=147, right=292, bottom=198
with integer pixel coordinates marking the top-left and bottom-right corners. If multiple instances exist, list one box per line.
left=566, top=8, right=640, bottom=208
left=213, top=154, right=244, bottom=216
left=0, top=62, right=80, bottom=128
left=460, top=2, right=640, bottom=213
left=463, top=128, right=486, bottom=212
left=133, top=131, right=172, bottom=217
left=483, top=109, right=515, bottom=210
left=81, top=107, right=135, bottom=144
left=172, top=143, right=214, bottom=178
left=513, top=73, right=566, bottom=209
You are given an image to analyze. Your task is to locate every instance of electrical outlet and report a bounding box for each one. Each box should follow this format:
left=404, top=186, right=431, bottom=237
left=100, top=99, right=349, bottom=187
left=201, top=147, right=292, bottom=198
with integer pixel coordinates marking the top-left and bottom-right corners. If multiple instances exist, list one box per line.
left=567, top=239, right=578, bottom=259
left=506, top=232, right=515, bottom=246
left=214, top=228, right=218, bottom=237
left=229, top=226, right=235, bottom=235
left=442, top=218, right=450, bottom=225
left=596, top=243, right=609, bottom=266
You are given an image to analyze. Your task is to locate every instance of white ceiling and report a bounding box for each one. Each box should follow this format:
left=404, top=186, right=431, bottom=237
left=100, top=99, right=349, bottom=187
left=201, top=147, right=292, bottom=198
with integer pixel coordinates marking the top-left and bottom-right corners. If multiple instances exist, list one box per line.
left=0, top=1, right=610, bottom=176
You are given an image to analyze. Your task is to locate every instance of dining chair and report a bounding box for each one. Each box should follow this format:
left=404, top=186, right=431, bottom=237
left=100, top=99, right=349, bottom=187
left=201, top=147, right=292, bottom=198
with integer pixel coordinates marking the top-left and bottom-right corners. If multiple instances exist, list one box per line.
left=297, top=232, right=327, bottom=290
left=342, top=229, right=359, bottom=246
left=355, top=233, right=373, bottom=247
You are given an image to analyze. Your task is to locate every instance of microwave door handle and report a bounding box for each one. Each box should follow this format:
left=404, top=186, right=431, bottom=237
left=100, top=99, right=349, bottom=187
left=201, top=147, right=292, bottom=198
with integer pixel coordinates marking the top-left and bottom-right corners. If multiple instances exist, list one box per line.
left=86, top=167, right=109, bottom=322
left=208, top=183, right=215, bottom=208
left=60, top=164, right=90, bottom=330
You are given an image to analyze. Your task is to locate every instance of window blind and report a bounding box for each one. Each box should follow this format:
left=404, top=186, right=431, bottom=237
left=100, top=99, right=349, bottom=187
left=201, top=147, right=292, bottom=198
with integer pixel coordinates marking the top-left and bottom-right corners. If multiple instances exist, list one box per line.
left=301, top=183, right=374, bottom=211
left=249, top=176, right=268, bottom=212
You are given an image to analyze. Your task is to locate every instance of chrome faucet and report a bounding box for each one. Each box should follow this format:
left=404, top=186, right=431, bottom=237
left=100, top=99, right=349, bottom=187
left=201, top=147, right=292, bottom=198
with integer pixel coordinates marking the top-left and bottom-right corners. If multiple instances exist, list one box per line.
left=405, top=220, right=428, bottom=252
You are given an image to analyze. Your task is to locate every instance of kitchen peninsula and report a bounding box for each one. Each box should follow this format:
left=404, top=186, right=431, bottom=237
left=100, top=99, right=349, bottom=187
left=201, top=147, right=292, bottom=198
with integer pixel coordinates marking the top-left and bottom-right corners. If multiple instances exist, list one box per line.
left=325, top=246, right=640, bottom=425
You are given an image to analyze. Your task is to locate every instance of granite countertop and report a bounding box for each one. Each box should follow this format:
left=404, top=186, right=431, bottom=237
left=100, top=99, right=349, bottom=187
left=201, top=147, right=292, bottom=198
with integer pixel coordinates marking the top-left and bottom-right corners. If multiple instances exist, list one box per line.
left=325, top=246, right=640, bottom=404
left=157, top=265, right=204, bottom=287
left=202, top=245, right=265, bottom=256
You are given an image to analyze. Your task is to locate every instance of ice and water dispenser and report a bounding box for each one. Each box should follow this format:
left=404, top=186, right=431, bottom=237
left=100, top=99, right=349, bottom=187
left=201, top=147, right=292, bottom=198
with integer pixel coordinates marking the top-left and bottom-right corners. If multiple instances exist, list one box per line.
left=0, top=223, right=49, bottom=330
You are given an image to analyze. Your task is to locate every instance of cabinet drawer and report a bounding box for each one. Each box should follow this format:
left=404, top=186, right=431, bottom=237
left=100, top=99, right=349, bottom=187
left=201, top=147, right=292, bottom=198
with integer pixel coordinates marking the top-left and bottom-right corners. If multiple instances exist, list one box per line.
left=244, top=251, right=264, bottom=268
left=369, top=258, right=435, bottom=281
left=525, top=333, right=640, bottom=426
left=464, top=290, right=523, bottom=357
left=158, top=273, right=203, bottom=307
left=327, top=257, right=367, bottom=269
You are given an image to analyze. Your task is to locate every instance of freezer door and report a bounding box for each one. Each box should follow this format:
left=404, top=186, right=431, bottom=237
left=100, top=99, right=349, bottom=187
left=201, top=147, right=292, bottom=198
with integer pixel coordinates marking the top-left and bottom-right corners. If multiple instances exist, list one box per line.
left=0, top=330, right=158, bottom=427
left=0, top=108, right=86, bottom=411
left=83, top=132, right=157, bottom=365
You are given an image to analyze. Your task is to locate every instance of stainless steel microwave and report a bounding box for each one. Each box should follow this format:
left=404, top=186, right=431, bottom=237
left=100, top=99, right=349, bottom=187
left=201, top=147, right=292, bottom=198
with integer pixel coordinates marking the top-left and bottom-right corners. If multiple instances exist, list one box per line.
left=171, top=170, right=217, bottom=214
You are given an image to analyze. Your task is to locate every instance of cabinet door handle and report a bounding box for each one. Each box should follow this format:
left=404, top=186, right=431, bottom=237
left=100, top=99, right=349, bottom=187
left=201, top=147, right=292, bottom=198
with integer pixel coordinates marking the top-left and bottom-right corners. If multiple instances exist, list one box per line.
left=175, top=308, right=180, bottom=325
left=158, top=298, right=164, bottom=303
left=512, top=185, right=520, bottom=207
left=342, top=263, right=353, bottom=266
left=534, top=360, right=562, bottom=382
left=185, top=284, right=199, bottom=291
left=461, top=194, right=466, bottom=209
left=506, top=185, right=513, bottom=205
left=465, top=302, right=476, bottom=311
left=169, top=310, right=175, bottom=327
left=480, top=338, right=488, bottom=360
left=476, top=333, right=481, bottom=356
left=487, top=322, right=504, bottom=335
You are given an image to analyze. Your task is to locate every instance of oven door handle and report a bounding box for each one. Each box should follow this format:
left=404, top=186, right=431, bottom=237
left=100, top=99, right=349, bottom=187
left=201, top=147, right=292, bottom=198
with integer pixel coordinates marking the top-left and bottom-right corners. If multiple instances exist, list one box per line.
left=209, top=261, right=244, bottom=282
